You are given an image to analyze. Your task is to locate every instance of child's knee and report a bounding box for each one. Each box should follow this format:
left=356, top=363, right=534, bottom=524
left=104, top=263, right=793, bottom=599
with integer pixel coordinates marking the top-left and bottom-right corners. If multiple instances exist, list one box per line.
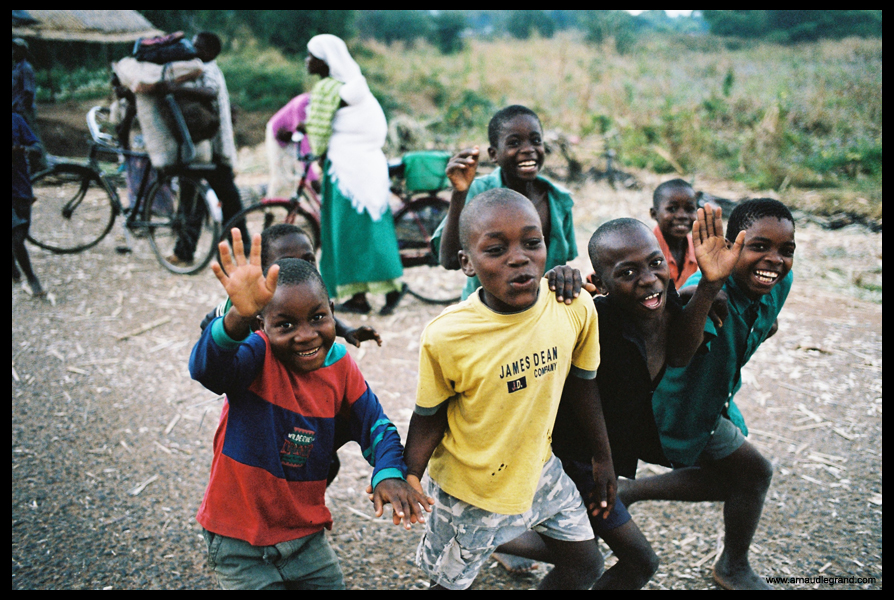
left=755, top=453, right=773, bottom=488
left=557, top=539, right=604, bottom=579
left=617, top=540, right=659, bottom=584
left=741, top=449, right=773, bottom=492
left=641, top=548, right=660, bottom=580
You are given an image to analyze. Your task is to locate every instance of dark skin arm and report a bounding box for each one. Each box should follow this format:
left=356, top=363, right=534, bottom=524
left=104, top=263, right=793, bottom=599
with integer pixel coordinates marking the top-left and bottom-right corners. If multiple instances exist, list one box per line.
left=365, top=405, right=444, bottom=513
left=563, top=375, right=616, bottom=519
left=439, top=147, right=480, bottom=270
left=403, top=404, right=449, bottom=493
left=335, top=317, right=382, bottom=348
left=667, top=203, right=745, bottom=367
left=212, top=230, right=279, bottom=340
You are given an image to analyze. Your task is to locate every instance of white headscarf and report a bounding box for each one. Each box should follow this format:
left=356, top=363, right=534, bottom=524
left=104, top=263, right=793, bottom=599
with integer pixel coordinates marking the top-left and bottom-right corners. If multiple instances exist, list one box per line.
left=307, top=34, right=391, bottom=221
left=307, top=34, right=361, bottom=84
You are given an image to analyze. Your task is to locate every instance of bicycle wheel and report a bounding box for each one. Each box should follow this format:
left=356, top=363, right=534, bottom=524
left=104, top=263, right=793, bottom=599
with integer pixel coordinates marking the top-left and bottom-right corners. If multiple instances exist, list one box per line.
left=393, top=196, right=463, bottom=305
left=144, top=174, right=220, bottom=275
left=220, top=196, right=321, bottom=254
left=27, top=164, right=117, bottom=253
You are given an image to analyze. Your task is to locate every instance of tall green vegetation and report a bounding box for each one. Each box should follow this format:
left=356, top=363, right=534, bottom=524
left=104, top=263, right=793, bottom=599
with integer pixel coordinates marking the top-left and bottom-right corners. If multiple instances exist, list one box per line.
left=361, top=33, right=881, bottom=215
left=29, top=11, right=881, bottom=219
left=702, top=10, right=882, bottom=43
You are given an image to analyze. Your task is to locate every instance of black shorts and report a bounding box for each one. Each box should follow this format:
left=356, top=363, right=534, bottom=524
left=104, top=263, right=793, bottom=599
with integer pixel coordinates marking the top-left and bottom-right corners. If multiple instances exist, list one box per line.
left=561, top=457, right=632, bottom=534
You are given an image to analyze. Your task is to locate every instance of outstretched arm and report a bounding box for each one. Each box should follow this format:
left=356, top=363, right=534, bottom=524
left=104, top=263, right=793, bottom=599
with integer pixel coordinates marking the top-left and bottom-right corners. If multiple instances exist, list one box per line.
left=667, top=203, right=744, bottom=367
left=439, top=147, right=480, bottom=270
left=564, top=376, right=616, bottom=519
left=211, top=228, right=279, bottom=340
left=403, top=404, right=449, bottom=491
left=335, top=317, right=382, bottom=347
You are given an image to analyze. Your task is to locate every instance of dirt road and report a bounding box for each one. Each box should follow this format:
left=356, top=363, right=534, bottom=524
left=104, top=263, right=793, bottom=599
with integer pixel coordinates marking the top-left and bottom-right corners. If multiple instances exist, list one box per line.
left=12, top=124, right=882, bottom=589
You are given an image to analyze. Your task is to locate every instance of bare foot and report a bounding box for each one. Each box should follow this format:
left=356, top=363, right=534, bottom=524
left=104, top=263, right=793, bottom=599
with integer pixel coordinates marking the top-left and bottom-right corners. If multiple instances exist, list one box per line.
left=712, top=552, right=771, bottom=590
left=492, top=552, right=537, bottom=575
left=28, top=278, right=46, bottom=298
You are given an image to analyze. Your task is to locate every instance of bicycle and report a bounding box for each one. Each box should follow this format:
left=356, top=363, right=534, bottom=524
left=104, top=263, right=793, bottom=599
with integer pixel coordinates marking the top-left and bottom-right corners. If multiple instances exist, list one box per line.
left=220, top=143, right=463, bottom=305
left=542, top=130, right=642, bottom=190
left=27, top=105, right=221, bottom=275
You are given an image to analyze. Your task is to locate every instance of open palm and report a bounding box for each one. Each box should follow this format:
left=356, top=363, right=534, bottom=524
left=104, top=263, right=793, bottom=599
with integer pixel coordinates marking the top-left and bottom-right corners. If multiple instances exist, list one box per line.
left=692, top=203, right=745, bottom=284
left=211, top=229, right=279, bottom=318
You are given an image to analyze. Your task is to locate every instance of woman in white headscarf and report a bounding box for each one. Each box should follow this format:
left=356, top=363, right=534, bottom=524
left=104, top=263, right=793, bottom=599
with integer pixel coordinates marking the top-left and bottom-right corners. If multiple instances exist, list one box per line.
left=305, top=34, right=406, bottom=315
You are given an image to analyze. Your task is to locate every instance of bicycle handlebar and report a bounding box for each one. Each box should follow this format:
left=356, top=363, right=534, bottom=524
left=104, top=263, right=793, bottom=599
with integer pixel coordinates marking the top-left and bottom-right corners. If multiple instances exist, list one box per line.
left=87, top=106, right=118, bottom=147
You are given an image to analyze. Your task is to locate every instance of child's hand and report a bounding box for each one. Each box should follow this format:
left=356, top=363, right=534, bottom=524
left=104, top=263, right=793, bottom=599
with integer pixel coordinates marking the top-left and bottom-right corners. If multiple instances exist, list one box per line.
left=586, top=457, right=617, bottom=520
left=546, top=266, right=596, bottom=304
left=692, top=203, right=745, bottom=284
left=364, top=474, right=427, bottom=500
left=211, top=228, right=279, bottom=318
left=446, top=147, right=479, bottom=193
left=372, top=478, right=435, bottom=530
left=710, top=289, right=729, bottom=329
left=343, top=326, right=382, bottom=348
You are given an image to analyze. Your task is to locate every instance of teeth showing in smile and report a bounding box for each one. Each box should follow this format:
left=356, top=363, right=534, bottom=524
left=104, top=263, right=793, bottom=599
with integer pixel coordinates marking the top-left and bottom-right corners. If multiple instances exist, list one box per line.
left=754, top=270, right=779, bottom=284
left=641, top=292, right=661, bottom=308
left=518, top=160, right=537, bottom=169
left=296, top=347, right=320, bottom=358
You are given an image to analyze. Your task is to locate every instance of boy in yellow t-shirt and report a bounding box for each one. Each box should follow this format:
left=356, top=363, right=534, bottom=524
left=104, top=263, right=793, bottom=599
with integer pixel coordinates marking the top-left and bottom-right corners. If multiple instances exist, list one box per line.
left=404, top=188, right=615, bottom=590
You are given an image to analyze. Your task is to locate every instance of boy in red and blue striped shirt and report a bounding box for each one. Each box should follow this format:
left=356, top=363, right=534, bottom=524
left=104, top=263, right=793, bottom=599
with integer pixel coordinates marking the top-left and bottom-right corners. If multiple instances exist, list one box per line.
left=190, top=230, right=431, bottom=589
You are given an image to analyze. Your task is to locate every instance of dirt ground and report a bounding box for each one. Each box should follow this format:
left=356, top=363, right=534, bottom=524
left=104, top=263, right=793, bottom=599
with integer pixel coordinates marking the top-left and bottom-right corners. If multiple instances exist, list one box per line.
left=12, top=103, right=882, bottom=590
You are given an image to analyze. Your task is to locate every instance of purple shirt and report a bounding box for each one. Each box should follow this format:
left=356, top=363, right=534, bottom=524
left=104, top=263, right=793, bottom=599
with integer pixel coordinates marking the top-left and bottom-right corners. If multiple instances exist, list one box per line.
left=269, top=93, right=311, bottom=152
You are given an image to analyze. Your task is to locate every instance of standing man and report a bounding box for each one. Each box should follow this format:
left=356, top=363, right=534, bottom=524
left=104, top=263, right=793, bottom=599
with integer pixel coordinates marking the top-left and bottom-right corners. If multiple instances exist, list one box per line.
left=12, top=38, right=47, bottom=171
left=170, top=31, right=247, bottom=266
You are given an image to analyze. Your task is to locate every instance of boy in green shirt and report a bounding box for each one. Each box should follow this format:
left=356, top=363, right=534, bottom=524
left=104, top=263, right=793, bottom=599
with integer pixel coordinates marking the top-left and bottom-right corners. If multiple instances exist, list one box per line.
left=434, top=105, right=581, bottom=302
left=621, top=198, right=796, bottom=590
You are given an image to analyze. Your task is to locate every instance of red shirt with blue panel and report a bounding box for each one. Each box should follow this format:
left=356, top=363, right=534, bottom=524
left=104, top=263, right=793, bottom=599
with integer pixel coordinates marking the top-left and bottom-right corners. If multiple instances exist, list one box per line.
left=189, top=317, right=406, bottom=546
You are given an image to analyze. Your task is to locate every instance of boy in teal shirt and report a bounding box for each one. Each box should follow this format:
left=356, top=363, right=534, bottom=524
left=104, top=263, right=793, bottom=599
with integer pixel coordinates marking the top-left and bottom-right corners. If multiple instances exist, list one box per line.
left=621, top=198, right=796, bottom=590
left=433, top=105, right=579, bottom=301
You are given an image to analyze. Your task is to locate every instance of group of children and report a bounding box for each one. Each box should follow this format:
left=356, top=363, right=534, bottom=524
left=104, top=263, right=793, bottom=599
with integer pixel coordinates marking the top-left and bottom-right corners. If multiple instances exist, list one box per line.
left=189, top=104, right=796, bottom=590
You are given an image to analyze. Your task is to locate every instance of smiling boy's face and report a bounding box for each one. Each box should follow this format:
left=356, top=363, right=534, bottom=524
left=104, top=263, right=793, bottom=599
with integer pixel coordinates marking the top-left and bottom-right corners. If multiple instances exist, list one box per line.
left=592, top=225, right=671, bottom=319
left=488, top=114, right=545, bottom=185
left=459, top=199, right=546, bottom=313
left=731, top=216, right=795, bottom=300
left=260, top=279, right=336, bottom=374
left=650, top=188, right=698, bottom=243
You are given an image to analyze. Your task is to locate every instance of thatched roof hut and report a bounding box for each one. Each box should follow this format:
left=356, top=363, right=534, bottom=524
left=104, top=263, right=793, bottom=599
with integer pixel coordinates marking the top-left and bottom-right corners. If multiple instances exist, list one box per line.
left=11, top=10, right=162, bottom=43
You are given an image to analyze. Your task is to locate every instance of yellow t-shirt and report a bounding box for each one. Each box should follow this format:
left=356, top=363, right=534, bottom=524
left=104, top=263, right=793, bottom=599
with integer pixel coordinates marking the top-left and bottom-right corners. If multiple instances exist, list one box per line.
left=415, top=278, right=600, bottom=515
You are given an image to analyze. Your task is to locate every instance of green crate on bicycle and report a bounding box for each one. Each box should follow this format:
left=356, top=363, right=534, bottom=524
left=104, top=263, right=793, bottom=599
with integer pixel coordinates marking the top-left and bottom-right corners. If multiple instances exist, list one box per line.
left=400, top=151, right=451, bottom=193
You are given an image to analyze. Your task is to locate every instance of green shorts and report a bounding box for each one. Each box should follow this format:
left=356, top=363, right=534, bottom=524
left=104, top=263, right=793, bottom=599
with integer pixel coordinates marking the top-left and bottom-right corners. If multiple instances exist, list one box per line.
left=699, top=416, right=746, bottom=462
left=202, top=528, right=344, bottom=590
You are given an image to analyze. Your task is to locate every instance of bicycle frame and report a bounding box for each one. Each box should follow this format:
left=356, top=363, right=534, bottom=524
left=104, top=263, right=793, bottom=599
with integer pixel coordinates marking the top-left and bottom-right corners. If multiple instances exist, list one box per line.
left=85, top=106, right=222, bottom=231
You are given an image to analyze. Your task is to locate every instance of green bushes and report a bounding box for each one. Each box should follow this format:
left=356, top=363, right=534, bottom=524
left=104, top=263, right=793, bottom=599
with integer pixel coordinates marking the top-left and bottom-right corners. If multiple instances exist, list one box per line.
left=219, top=48, right=307, bottom=113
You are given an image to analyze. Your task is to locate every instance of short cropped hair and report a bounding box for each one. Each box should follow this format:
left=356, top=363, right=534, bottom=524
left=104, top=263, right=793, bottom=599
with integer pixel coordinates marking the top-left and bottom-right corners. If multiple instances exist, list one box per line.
left=260, top=224, right=313, bottom=270
left=458, top=188, right=534, bottom=251
left=268, top=258, right=327, bottom=298
left=725, top=198, right=794, bottom=243
left=652, top=178, right=694, bottom=209
left=488, top=105, right=542, bottom=147
left=194, top=32, right=222, bottom=60
left=588, top=218, right=652, bottom=274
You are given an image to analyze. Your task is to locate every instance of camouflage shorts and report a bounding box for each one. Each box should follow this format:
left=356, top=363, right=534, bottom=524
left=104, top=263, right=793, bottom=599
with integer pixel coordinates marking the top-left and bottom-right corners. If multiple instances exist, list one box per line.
left=415, top=454, right=594, bottom=590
